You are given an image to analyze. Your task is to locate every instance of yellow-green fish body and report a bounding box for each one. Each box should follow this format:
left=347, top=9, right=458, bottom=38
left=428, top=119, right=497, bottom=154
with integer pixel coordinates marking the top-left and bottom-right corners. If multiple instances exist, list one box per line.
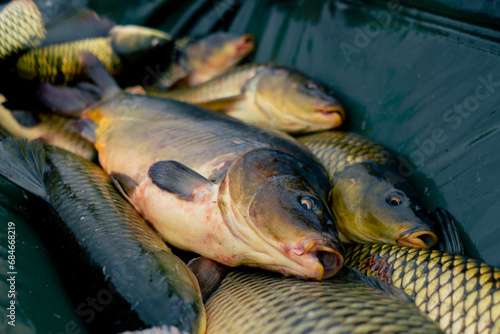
left=151, top=63, right=344, bottom=134
left=206, top=267, right=443, bottom=333
left=0, top=0, right=46, bottom=60
left=298, top=131, right=438, bottom=249
left=345, top=243, right=500, bottom=333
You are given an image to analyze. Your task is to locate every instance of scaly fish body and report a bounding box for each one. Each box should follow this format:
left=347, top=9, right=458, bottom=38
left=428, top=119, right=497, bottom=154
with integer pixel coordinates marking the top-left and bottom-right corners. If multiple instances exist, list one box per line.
left=205, top=267, right=443, bottom=334
left=153, top=32, right=254, bottom=90
left=298, top=131, right=438, bottom=249
left=0, top=102, right=96, bottom=160
left=0, top=0, right=46, bottom=60
left=82, top=91, right=343, bottom=280
left=152, top=64, right=344, bottom=134
left=345, top=244, right=500, bottom=334
left=0, top=139, right=206, bottom=333
left=15, top=25, right=172, bottom=85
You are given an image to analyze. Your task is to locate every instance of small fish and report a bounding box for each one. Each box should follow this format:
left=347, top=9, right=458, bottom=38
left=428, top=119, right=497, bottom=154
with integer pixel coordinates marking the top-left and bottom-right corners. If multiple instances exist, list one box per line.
left=15, top=25, right=173, bottom=85
left=345, top=243, right=500, bottom=334
left=39, top=52, right=344, bottom=282
left=0, top=138, right=206, bottom=333
left=152, top=32, right=254, bottom=90
left=297, top=131, right=439, bottom=249
left=205, top=267, right=443, bottom=334
left=150, top=64, right=345, bottom=134
left=0, top=101, right=96, bottom=160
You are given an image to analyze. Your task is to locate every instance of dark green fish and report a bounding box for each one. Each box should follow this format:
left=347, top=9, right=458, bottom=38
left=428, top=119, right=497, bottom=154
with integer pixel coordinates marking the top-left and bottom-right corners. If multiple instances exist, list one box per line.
left=345, top=243, right=500, bottom=334
left=0, top=138, right=206, bottom=333
left=298, top=131, right=439, bottom=249
left=205, top=267, right=443, bottom=333
left=15, top=25, right=173, bottom=85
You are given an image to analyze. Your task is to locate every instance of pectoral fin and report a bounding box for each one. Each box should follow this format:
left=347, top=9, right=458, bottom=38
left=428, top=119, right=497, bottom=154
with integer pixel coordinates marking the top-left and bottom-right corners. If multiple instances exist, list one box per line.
left=195, top=96, right=244, bottom=112
left=434, top=207, right=465, bottom=255
left=110, top=172, right=138, bottom=202
left=188, top=257, right=229, bottom=301
left=72, top=118, right=97, bottom=144
left=148, top=161, right=212, bottom=201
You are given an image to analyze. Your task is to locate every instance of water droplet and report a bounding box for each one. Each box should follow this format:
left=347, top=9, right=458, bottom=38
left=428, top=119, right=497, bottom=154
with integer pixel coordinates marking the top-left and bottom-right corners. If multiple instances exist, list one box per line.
left=80, top=216, right=85, bottom=220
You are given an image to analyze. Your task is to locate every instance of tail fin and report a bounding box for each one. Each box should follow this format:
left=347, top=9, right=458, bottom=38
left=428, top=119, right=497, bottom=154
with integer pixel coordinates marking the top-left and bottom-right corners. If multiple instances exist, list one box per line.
left=37, top=52, right=121, bottom=115
left=0, top=138, right=47, bottom=200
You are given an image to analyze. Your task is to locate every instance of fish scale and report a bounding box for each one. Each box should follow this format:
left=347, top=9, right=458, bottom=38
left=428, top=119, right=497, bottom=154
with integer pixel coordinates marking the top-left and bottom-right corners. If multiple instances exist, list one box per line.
left=205, top=268, right=443, bottom=333
left=16, top=37, right=121, bottom=83
left=345, top=244, right=500, bottom=333
left=298, top=131, right=396, bottom=179
left=0, top=0, right=45, bottom=59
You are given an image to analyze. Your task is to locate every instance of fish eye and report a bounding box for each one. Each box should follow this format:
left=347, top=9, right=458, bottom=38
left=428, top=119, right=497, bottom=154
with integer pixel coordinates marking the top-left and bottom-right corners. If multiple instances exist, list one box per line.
left=306, top=81, right=319, bottom=90
left=300, top=196, right=319, bottom=210
left=386, top=191, right=405, bottom=206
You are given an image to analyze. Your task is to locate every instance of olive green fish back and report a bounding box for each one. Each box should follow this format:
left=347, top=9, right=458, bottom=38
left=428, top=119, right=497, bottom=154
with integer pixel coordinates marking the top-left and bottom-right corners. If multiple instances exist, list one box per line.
left=205, top=269, right=443, bottom=334
left=0, top=0, right=46, bottom=59
left=15, top=37, right=121, bottom=84
left=298, top=131, right=397, bottom=180
left=152, top=63, right=267, bottom=102
left=345, top=244, right=500, bottom=334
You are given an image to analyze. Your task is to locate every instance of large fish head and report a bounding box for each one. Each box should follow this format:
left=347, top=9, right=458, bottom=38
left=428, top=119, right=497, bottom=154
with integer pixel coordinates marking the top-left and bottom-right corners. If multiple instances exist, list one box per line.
left=219, top=148, right=344, bottom=280
left=331, top=162, right=438, bottom=248
left=184, top=32, right=254, bottom=83
left=110, top=25, right=172, bottom=63
left=253, top=68, right=344, bottom=133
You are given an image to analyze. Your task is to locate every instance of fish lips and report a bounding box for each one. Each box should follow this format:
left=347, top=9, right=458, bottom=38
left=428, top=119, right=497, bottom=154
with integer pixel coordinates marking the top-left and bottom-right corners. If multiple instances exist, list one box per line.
left=396, top=226, right=438, bottom=249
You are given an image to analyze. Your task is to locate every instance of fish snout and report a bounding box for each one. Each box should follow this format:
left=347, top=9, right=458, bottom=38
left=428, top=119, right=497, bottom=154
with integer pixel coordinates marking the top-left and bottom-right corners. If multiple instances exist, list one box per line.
left=396, top=229, right=438, bottom=249
left=298, top=239, right=344, bottom=279
left=315, top=104, right=345, bottom=123
left=236, top=34, right=254, bottom=53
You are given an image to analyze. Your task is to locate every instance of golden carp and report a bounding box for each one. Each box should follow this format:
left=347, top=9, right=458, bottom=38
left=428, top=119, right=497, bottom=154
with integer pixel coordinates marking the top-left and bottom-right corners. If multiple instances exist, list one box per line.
left=152, top=32, right=254, bottom=90
left=150, top=64, right=345, bottom=134
left=345, top=243, right=500, bottom=334
left=298, top=131, right=438, bottom=249
left=15, top=25, right=173, bottom=85
left=205, top=267, right=443, bottom=333
left=40, top=53, right=344, bottom=281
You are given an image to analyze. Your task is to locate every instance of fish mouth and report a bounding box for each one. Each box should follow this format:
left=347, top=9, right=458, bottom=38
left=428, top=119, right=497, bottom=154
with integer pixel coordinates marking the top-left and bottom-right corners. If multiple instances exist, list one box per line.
left=396, top=230, right=438, bottom=249
left=235, top=34, right=254, bottom=53
left=298, top=240, right=344, bottom=279
left=315, top=105, right=345, bottom=123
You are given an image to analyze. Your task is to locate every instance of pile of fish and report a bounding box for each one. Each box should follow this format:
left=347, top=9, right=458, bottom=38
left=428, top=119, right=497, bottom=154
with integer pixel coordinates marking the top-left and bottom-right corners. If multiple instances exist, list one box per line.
left=0, top=0, right=498, bottom=333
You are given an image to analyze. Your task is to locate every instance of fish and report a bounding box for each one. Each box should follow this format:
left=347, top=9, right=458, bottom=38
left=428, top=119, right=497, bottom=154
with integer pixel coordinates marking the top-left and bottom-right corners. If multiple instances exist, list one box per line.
left=0, top=101, right=96, bottom=160
left=205, top=266, right=443, bottom=334
left=297, top=131, right=439, bottom=249
left=345, top=243, right=500, bottom=334
left=15, top=25, right=173, bottom=85
left=39, top=52, right=344, bottom=282
left=0, top=138, right=206, bottom=333
left=151, top=32, right=254, bottom=90
left=149, top=64, right=345, bottom=134
left=0, top=0, right=47, bottom=60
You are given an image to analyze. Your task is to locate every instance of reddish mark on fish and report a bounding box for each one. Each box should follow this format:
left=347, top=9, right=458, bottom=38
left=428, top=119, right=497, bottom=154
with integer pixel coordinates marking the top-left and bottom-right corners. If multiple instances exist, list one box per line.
left=360, top=252, right=393, bottom=283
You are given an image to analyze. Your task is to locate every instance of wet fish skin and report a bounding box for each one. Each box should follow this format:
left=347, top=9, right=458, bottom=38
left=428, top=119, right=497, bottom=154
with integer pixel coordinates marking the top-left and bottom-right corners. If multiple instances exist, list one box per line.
left=0, top=138, right=206, bottom=333
left=153, top=32, right=254, bottom=90
left=0, top=102, right=96, bottom=160
left=345, top=243, right=500, bottom=334
left=15, top=25, right=172, bottom=85
left=205, top=267, right=443, bottom=334
left=152, top=64, right=344, bottom=134
left=0, top=0, right=46, bottom=60
left=298, top=131, right=438, bottom=249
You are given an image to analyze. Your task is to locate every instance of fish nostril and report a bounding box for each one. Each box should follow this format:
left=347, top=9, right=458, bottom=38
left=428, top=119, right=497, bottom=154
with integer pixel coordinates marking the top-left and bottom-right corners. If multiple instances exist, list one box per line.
left=317, top=251, right=343, bottom=278
left=243, top=35, right=254, bottom=45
